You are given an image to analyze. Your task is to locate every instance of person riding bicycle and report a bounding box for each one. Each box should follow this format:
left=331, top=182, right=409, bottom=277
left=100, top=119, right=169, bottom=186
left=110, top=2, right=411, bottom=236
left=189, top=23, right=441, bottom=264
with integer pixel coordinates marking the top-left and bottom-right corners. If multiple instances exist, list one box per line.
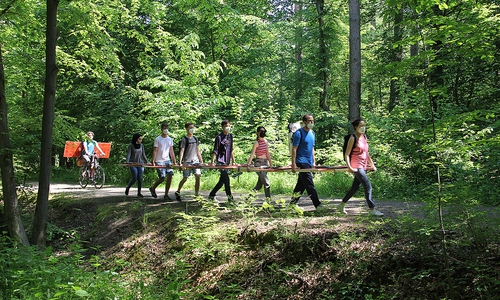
left=82, top=131, right=105, bottom=178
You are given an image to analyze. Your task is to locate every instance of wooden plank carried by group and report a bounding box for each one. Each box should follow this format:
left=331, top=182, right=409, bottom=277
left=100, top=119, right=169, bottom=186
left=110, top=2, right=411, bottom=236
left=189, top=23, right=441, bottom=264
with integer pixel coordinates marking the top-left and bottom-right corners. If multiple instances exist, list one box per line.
left=118, top=163, right=353, bottom=173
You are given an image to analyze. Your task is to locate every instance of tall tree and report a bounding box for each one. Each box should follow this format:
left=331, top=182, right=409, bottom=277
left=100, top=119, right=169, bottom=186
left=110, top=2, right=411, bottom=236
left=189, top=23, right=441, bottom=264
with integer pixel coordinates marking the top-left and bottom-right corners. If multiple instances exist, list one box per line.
left=348, top=0, right=361, bottom=122
left=0, top=44, right=30, bottom=246
left=388, top=7, right=403, bottom=112
left=315, top=0, right=330, bottom=111
left=32, top=0, right=59, bottom=248
left=294, top=0, right=305, bottom=102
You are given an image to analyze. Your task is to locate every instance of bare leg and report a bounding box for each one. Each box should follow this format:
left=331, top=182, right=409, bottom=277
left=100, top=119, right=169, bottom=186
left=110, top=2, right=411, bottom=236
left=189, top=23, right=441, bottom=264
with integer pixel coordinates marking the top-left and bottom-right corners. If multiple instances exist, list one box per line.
left=164, top=174, right=173, bottom=196
left=194, top=174, right=201, bottom=196
left=177, top=177, right=188, bottom=193
left=151, top=177, right=164, bottom=190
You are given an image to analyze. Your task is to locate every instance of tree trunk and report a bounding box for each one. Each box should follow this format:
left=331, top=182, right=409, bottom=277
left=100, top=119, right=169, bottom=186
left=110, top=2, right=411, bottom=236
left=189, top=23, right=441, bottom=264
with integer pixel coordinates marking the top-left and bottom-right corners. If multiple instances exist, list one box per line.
left=348, top=0, right=361, bottom=123
left=409, top=43, right=419, bottom=88
left=388, top=8, right=403, bottom=112
left=316, top=0, right=330, bottom=111
left=32, top=0, right=59, bottom=248
left=294, top=1, right=304, bottom=102
left=0, top=45, right=30, bottom=246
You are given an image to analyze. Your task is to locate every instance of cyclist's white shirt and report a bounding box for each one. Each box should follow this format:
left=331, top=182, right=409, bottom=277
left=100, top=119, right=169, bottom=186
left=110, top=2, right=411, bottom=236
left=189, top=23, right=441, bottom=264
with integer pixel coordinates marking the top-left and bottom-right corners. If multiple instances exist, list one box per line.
left=154, top=135, right=174, bottom=163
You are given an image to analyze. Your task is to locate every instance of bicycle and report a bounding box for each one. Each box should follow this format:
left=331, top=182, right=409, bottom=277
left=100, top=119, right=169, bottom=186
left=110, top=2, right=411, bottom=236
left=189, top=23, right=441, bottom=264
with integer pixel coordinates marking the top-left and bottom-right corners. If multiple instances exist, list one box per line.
left=79, top=154, right=105, bottom=189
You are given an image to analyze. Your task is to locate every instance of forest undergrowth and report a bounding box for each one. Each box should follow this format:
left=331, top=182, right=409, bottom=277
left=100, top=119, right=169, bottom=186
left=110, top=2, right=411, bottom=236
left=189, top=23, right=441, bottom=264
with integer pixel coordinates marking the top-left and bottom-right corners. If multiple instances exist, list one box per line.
left=1, top=182, right=499, bottom=300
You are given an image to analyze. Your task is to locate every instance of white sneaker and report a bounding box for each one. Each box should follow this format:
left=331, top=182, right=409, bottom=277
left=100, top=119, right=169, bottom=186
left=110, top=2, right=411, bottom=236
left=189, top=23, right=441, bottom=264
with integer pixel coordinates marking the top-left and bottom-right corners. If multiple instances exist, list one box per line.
left=208, top=195, right=219, bottom=203
left=370, top=209, right=384, bottom=216
left=339, top=202, right=347, bottom=214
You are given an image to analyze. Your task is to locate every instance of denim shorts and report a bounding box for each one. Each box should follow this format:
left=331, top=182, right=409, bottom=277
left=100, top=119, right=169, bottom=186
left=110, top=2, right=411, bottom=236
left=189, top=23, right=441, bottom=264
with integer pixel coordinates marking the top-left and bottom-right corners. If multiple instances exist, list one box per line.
left=155, top=161, right=174, bottom=178
left=182, top=161, right=201, bottom=177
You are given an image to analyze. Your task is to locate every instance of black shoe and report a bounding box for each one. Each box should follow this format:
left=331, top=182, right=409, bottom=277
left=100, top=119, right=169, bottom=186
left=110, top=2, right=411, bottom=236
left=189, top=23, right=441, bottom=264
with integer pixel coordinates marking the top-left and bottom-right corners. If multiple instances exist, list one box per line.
left=149, top=187, right=157, bottom=198
left=137, top=193, right=144, bottom=198
left=125, top=187, right=129, bottom=195
left=175, top=191, right=182, bottom=202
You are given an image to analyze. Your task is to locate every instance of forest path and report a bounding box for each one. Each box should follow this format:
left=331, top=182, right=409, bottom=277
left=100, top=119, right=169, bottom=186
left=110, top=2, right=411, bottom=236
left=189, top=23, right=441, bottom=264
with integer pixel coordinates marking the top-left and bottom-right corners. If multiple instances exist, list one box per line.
left=47, top=182, right=423, bottom=218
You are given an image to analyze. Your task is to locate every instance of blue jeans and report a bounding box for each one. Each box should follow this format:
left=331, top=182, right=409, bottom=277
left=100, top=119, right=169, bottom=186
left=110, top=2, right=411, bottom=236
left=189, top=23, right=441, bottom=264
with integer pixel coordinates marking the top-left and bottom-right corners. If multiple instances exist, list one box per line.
left=292, top=163, right=321, bottom=207
left=342, top=168, right=375, bottom=208
left=127, top=166, right=144, bottom=193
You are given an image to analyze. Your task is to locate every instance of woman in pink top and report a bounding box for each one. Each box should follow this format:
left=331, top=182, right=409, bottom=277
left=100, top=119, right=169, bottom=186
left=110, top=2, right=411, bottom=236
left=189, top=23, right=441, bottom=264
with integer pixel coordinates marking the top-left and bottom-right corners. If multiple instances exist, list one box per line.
left=247, top=126, right=273, bottom=199
left=340, top=119, right=384, bottom=216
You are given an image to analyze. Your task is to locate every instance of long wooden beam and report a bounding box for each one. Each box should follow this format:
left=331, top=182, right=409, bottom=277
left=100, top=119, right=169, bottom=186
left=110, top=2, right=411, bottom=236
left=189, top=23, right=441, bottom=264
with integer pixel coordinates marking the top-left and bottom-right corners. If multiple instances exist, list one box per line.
left=118, top=163, right=357, bottom=173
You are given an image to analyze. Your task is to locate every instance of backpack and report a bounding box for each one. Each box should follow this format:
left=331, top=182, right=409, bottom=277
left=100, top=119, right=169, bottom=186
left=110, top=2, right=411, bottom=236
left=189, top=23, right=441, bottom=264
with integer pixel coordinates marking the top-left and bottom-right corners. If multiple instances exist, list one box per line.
left=342, top=134, right=358, bottom=161
left=288, top=122, right=301, bottom=157
left=179, top=136, right=199, bottom=160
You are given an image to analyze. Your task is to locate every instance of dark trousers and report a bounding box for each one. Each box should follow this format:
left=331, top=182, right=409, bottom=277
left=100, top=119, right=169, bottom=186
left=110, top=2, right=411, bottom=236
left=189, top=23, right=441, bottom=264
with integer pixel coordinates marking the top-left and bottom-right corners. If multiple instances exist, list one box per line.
left=292, top=163, right=321, bottom=207
left=209, top=168, right=231, bottom=197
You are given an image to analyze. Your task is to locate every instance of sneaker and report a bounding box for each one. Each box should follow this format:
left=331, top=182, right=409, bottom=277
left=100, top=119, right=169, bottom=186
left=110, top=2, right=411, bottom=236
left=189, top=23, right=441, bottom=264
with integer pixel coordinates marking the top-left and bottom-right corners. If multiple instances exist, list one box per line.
left=175, top=191, right=182, bottom=202
left=137, top=193, right=144, bottom=198
left=149, top=187, right=157, bottom=198
left=125, top=187, right=129, bottom=196
left=208, top=196, right=219, bottom=203
left=339, top=202, right=347, bottom=215
left=370, top=209, right=384, bottom=216
left=164, top=195, right=173, bottom=201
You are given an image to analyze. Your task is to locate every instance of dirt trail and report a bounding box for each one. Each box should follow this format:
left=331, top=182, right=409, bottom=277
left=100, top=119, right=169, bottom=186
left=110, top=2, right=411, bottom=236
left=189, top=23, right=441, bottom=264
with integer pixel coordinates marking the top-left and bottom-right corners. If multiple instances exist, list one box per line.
left=47, top=182, right=422, bottom=217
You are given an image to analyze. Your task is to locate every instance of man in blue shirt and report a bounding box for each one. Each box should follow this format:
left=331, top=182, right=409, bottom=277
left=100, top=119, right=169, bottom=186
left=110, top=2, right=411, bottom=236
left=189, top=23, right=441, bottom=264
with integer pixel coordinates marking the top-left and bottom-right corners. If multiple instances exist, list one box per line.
left=291, top=114, right=321, bottom=208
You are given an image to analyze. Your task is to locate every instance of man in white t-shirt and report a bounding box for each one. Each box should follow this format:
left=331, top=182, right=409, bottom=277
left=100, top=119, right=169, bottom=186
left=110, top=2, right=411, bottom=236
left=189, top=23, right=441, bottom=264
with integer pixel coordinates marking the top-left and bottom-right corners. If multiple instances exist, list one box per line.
left=149, top=123, right=177, bottom=200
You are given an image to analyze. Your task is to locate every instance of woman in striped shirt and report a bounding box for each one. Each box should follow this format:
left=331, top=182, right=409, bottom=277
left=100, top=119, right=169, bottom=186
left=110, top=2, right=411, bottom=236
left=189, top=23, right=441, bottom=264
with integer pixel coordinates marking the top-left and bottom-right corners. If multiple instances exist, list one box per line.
left=247, top=126, right=273, bottom=199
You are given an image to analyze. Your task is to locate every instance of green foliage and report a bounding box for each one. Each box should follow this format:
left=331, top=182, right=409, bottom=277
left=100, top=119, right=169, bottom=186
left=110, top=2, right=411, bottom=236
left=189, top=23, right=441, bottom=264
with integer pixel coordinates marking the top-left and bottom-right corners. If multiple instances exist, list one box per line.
left=0, top=235, right=165, bottom=299
left=4, top=180, right=500, bottom=299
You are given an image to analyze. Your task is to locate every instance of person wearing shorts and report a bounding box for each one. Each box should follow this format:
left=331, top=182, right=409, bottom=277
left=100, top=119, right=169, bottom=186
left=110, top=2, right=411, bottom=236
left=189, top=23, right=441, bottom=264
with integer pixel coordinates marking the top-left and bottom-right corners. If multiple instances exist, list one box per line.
left=175, top=122, right=204, bottom=201
left=81, top=131, right=105, bottom=177
left=149, top=123, right=177, bottom=200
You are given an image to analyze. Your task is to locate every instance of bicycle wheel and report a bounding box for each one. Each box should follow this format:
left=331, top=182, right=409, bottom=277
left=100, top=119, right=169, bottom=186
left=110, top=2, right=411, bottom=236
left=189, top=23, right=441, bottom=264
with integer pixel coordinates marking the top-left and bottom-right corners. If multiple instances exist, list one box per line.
left=93, top=165, right=105, bottom=189
left=79, top=166, right=89, bottom=188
